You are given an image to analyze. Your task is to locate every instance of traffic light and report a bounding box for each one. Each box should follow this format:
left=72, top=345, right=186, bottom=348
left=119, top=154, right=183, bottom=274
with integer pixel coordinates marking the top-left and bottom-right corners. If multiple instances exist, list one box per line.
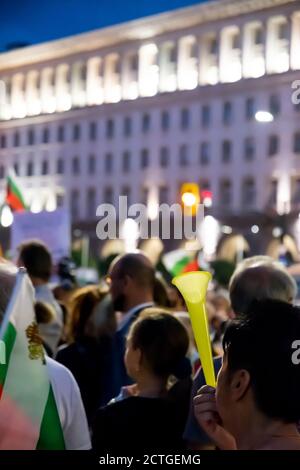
left=180, top=183, right=200, bottom=216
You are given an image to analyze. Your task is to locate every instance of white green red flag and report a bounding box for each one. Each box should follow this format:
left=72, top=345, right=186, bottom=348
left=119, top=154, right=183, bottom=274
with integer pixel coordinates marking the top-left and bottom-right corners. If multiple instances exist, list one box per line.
left=5, top=170, right=27, bottom=212
left=0, top=268, right=65, bottom=449
left=162, top=249, right=198, bottom=277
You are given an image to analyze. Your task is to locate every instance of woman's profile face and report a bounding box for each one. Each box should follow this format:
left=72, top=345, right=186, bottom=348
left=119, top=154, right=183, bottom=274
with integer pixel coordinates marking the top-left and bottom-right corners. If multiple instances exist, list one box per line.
left=216, top=355, right=233, bottom=428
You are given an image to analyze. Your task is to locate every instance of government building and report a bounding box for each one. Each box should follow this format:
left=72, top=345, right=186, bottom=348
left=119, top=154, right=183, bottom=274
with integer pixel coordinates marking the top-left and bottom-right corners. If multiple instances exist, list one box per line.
left=0, top=0, right=300, bottom=255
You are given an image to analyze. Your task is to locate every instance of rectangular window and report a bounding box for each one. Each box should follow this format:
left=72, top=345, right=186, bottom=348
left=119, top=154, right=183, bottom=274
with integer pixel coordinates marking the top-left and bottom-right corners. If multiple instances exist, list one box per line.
left=161, top=110, right=170, bottom=131
left=71, top=189, right=80, bottom=220
left=72, top=156, right=80, bottom=175
left=179, top=144, right=189, bottom=166
left=269, top=94, right=281, bottom=117
left=159, top=187, right=169, bottom=205
left=27, top=161, right=34, bottom=177
left=0, top=135, right=7, bottom=148
left=245, top=98, right=255, bottom=121
left=122, top=151, right=131, bottom=173
left=200, top=142, right=210, bottom=165
left=89, top=122, right=97, bottom=141
left=142, top=113, right=151, bottom=133
left=180, top=108, right=190, bottom=130
left=42, top=160, right=49, bottom=175
left=105, top=153, right=113, bottom=174
left=244, top=137, right=255, bottom=161
left=57, top=158, right=64, bottom=175
left=106, top=119, right=114, bottom=139
left=57, top=125, right=64, bottom=142
left=141, top=149, right=149, bottom=169
left=268, top=135, right=280, bottom=156
left=88, top=154, right=96, bottom=174
left=222, top=140, right=232, bottom=163
left=123, top=117, right=132, bottom=137
left=13, top=132, right=20, bottom=147
left=201, top=105, right=211, bottom=128
left=86, top=188, right=96, bottom=219
left=160, top=147, right=169, bottom=168
left=28, top=129, right=34, bottom=146
left=73, top=124, right=81, bottom=141
left=223, top=102, right=233, bottom=126
left=294, top=133, right=300, bottom=154
left=42, top=128, right=49, bottom=144
left=121, top=186, right=131, bottom=206
left=104, top=187, right=113, bottom=205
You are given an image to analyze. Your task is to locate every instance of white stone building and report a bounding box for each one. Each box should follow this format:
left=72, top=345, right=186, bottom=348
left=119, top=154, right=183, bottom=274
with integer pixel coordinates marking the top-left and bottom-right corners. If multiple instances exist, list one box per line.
left=0, top=0, right=300, bottom=252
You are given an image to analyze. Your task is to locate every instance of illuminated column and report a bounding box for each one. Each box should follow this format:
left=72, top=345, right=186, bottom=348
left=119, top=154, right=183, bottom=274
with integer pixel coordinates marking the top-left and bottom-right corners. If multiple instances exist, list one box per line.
left=139, top=44, right=159, bottom=97
left=104, top=53, right=121, bottom=103
left=41, top=67, right=56, bottom=113
left=159, top=41, right=177, bottom=92
left=266, top=16, right=290, bottom=74
left=219, top=26, right=242, bottom=83
left=199, top=32, right=219, bottom=85
left=242, top=21, right=265, bottom=78
left=177, top=35, right=198, bottom=90
left=277, top=173, right=291, bottom=215
left=291, top=12, right=300, bottom=70
left=86, top=57, right=103, bottom=105
left=11, top=73, right=26, bottom=118
left=0, top=77, right=11, bottom=120
left=71, top=61, right=87, bottom=107
left=122, top=51, right=139, bottom=100
left=56, top=64, right=71, bottom=111
left=26, top=70, right=41, bottom=116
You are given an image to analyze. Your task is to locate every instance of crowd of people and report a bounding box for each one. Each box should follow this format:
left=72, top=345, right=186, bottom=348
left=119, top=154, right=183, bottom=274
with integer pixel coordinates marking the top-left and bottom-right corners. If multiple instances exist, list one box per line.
left=1, top=239, right=300, bottom=451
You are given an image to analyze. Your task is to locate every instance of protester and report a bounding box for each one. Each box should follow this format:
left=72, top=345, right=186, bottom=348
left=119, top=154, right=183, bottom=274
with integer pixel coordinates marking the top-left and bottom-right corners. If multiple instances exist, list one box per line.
left=194, top=300, right=300, bottom=450
left=184, top=255, right=297, bottom=449
left=106, top=252, right=155, bottom=392
left=17, top=240, right=63, bottom=354
left=56, top=286, right=116, bottom=423
left=0, top=262, right=91, bottom=450
left=92, top=311, right=189, bottom=452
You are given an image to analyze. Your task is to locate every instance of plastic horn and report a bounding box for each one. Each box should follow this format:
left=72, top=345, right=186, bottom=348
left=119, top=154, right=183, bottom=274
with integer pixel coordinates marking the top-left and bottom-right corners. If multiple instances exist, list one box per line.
left=172, top=271, right=216, bottom=387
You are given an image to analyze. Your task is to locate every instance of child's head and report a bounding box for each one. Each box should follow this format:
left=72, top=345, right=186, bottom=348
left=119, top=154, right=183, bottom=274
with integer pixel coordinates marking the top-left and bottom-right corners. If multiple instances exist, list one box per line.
left=125, top=310, right=189, bottom=382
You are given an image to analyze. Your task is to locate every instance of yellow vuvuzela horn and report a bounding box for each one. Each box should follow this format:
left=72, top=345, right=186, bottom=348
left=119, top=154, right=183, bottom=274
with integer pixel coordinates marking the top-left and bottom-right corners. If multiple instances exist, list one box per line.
left=172, top=271, right=216, bottom=387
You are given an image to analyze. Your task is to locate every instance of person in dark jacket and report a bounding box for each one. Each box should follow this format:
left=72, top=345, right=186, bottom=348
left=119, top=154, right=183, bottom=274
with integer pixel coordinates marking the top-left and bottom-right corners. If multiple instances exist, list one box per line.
left=92, top=310, right=190, bottom=452
left=56, top=286, right=116, bottom=423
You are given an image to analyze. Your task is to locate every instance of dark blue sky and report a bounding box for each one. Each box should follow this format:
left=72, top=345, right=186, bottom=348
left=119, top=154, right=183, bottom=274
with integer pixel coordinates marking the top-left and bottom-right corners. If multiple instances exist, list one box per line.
left=0, top=0, right=209, bottom=52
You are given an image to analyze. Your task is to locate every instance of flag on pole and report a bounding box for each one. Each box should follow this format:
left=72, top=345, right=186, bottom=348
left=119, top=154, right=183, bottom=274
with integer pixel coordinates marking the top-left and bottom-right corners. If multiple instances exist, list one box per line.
left=5, top=170, right=27, bottom=212
left=162, top=249, right=198, bottom=277
left=0, top=268, right=65, bottom=449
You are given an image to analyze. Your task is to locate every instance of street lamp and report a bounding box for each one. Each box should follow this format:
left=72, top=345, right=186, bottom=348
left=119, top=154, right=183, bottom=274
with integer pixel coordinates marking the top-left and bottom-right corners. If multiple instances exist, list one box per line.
left=255, top=111, right=274, bottom=123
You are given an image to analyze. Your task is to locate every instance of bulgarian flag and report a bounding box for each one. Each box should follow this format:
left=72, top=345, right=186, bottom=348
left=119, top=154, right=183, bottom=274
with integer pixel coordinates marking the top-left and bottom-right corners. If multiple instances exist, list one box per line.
left=162, top=249, right=199, bottom=277
left=0, top=268, right=65, bottom=449
left=5, top=171, right=27, bottom=212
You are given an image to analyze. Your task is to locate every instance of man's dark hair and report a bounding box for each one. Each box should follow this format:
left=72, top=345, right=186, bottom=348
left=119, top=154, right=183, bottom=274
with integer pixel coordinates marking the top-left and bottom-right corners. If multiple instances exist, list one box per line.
left=223, top=299, right=300, bottom=423
left=18, top=240, right=52, bottom=281
left=129, top=312, right=189, bottom=378
left=114, top=253, right=155, bottom=290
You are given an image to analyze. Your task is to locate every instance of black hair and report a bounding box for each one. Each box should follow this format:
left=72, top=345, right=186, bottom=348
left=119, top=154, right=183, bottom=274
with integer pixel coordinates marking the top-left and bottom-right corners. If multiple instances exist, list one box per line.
left=18, top=240, right=52, bottom=281
left=129, top=312, right=189, bottom=378
left=222, top=299, right=300, bottom=423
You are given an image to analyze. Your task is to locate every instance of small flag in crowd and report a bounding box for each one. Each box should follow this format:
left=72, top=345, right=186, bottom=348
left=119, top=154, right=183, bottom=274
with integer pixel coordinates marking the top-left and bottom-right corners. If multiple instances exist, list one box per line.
left=162, top=249, right=199, bottom=277
left=0, top=268, right=65, bottom=449
left=5, top=170, right=27, bottom=212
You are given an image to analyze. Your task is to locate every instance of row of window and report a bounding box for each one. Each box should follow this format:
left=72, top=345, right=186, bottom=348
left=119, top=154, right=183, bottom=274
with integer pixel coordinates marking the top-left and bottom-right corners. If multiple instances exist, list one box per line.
left=70, top=178, right=260, bottom=220
left=1, top=133, right=300, bottom=179
left=1, top=95, right=298, bottom=149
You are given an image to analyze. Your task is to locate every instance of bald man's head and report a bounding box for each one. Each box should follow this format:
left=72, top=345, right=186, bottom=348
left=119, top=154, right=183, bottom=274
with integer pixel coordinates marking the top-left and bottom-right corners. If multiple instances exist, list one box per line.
left=229, top=257, right=297, bottom=316
left=108, top=252, right=155, bottom=312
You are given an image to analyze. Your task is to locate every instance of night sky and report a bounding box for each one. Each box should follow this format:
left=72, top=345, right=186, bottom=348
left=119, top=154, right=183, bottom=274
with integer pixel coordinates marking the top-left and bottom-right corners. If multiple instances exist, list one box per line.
left=0, top=0, right=210, bottom=52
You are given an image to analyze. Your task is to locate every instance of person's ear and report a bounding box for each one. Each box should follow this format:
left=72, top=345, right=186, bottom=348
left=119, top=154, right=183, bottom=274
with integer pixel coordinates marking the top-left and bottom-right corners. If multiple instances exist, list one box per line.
left=134, top=348, right=142, bottom=372
left=230, top=369, right=251, bottom=401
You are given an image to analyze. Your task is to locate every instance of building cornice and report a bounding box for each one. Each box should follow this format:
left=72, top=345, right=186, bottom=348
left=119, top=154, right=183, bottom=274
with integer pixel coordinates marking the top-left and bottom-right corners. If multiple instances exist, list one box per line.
left=0, top=0, right=297, bottom=72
